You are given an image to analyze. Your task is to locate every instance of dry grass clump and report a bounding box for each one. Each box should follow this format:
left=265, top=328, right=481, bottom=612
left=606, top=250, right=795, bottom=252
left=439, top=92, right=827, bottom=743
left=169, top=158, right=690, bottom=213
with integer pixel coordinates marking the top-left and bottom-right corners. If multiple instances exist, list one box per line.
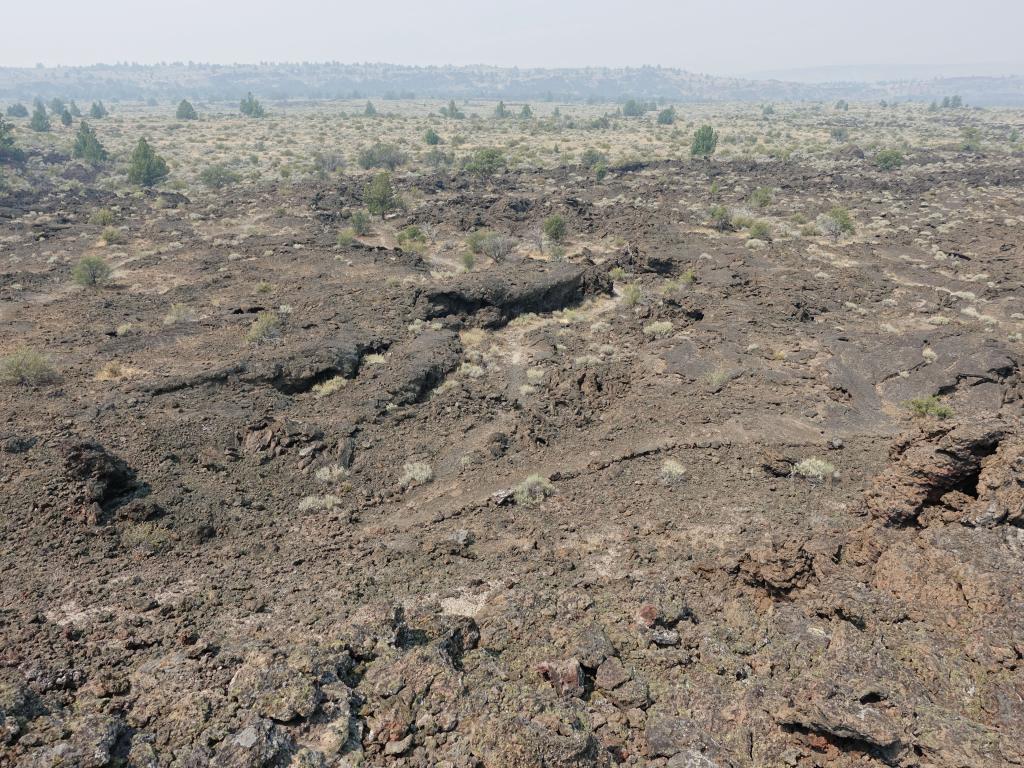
left=298, top=494, right=343, bottom=512
left=312, top=376, right=348, bottom=397
left=89, top=208, right=115, bottom=226
left=1, top=347, right=57, bottom=386
left=659, top=459, right=687, bottom=484
left=621, top=283, right=642, bottom=307
left=95, top=361, right=141, bottom=381
left=526, top=367, right=546, bottom=384
left=163, top=303, right=197, bottom=325
left=792, top=458, right=838, bottom=483
left=643, top=321, right=673, bottom=338
left=704, top=368, right=733, bottom=392
left=314, top=465, right=349, bottom=483
left=121, top=522, right=174, bottom=555
left=245, top=311, right=282, bottom=344
left=399, top=461, right=434, bottom=489
left=100, top=227, right=124, bottom=245
left=514, top=474, right=554, bottom=506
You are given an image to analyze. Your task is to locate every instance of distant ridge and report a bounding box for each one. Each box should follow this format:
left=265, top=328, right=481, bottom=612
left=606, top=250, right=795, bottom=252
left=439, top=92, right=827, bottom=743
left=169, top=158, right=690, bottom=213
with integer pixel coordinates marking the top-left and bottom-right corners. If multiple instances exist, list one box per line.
left=2, top=62, right=1023, bottom=106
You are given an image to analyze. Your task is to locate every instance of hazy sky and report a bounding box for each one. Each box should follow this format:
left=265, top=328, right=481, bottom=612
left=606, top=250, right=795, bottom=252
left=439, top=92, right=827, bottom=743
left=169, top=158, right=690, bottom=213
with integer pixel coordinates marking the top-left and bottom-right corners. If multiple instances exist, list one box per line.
left=6, top=0, right=1023, bottom=78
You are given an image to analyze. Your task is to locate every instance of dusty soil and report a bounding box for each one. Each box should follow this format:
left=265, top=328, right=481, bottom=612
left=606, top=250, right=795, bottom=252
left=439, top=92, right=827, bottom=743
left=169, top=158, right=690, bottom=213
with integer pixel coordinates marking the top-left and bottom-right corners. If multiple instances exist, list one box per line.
left=1, top=105, right=1023, bottom=768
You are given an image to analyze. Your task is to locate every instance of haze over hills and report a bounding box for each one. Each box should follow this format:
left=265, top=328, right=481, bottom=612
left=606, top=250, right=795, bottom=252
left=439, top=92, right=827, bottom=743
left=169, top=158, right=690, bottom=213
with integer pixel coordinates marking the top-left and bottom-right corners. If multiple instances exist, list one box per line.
left=744, top=61, right=1024, bottom=84
left=2, top=62, right=1024, bottom=106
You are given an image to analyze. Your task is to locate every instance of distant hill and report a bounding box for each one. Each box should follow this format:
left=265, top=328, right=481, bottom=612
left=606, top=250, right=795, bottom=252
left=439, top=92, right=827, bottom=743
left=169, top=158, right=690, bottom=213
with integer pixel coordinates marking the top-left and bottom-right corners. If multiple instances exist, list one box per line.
left=1, top=62, right=1023, bottom=106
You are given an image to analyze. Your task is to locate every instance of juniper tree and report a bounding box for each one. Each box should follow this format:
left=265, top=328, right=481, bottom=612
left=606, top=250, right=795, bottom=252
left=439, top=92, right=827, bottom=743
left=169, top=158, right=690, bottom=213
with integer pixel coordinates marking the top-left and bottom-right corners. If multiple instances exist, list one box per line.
left=440, top=99, right=464, bottom=119
left=239, top=93, right=265, bottom=118
left=363, top=171, right=402, bottom=219
left=127, top=137, right=169, bottom=186
left=0, top=117, right=23, bottom=162
left=29, top=103, right=50, bottom=132
left=691, top=125, right=718, bottom=160
left=6, top=103, right=28, bottom=118
left=72, top=121, right=107, bottom=164
left=89, top=101, right=108, bottom=118
left=60, top=109, right=72, bottom=127
left=176, top=99, right=198, bottom=120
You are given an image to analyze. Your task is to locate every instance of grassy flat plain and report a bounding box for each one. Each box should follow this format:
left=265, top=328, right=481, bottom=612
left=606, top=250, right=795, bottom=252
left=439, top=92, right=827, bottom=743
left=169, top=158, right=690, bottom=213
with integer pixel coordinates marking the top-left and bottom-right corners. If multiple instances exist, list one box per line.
left=1, top=98, right=1023, bottom=768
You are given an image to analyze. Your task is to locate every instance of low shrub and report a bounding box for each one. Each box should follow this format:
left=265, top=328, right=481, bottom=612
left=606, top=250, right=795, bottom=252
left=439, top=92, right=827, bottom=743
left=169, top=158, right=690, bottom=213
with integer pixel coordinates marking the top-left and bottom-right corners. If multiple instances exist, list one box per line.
left=875, top=148, right=903, bottom=171
left=906, top=396, right=953, bottom=419
left=399, top=461, right=433, bottom=489
left=514, top=474, right=554, bottom=506
left=72, top=254, right=112, bottom=286
left=792, top=458, right=837, bottom=482
left=543, top=214, right=566, bottom=244
left=709, top=205, right=732, bottom=231
left=357, top=142, right=406, bottom=170
left=245, top=311, right=282, bottom=343
left=1, top=347, right=57, bottom=386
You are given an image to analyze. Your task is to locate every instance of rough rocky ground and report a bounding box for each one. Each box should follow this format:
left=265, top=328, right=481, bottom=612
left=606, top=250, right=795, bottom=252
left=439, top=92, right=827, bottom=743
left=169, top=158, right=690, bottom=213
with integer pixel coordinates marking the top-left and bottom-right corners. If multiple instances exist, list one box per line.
left=1, top=107, right=1023, bottom=768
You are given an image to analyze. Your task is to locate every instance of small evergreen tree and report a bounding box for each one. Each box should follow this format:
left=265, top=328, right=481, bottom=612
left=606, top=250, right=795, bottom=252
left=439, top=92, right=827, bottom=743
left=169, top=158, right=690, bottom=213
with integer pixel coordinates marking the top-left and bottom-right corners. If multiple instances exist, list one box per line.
left=493, top=101, right=509, bottom=118
left=127, top=137, right=169, bottom=186
left=89, top=101, right=108, bottom=118
left=363, top=100, right=377, bottom=117
left=0, top=117, right=23, bottom=162
left=363, top=172, right=402, bottom=219
left=520, top=104, right=533, bottom=119
left=72, top=121, right=107, bottom=164
left=691, top=125, right=718, bottom=159
left=622, top=99, right=643, bottom=117
left=239, top=93, right=265, bottom=118
left=424, top=128, right=441, bottom=145
left=60, top=109, right=73, bottom=127
left=657, top=107, right=676, bottom=125
left=440, top=99, right=464, bottom=119
left=29, top=103, right=50, bottom=132
left=960, top=127, right=982, bottom=152
left=68, top=100, right=82, bottom=117
left=49, top=98, right=65, bottom=115
left=176, top=99, right=198, bottom=120
left=6, top=103, right=28, bottom=118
